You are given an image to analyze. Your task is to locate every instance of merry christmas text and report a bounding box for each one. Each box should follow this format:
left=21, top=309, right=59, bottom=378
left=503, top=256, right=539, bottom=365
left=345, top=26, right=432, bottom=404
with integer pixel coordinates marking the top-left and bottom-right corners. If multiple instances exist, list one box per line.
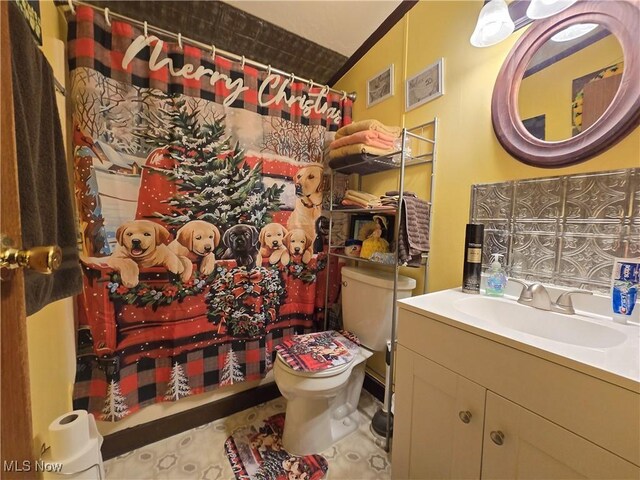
left=122, top=36, right=343, bottom=124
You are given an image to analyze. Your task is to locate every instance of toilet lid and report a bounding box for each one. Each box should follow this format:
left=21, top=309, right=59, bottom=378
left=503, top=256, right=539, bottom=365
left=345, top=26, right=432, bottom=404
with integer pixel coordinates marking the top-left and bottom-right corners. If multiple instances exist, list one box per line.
left=275, top=330, right=360, bottom=373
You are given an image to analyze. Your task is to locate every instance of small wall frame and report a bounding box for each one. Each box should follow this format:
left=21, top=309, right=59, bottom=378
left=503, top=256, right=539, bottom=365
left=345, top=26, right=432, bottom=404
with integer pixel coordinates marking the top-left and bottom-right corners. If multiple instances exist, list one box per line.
left=406, top=58, right=444, bottom=111
left=367, top=64, right=394, bottom=107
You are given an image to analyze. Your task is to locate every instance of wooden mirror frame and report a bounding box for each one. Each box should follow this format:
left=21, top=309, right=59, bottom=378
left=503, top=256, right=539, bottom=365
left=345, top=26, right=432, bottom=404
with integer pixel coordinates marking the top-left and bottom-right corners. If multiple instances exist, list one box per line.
left=492, top=1, right=640, bottom=167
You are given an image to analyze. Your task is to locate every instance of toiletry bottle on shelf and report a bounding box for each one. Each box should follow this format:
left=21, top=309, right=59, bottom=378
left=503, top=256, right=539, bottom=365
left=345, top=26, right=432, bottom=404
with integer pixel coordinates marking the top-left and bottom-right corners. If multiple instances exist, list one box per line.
left=462, top=223, right=484, bottom=294
left=486, top=253, right=507, bottom=296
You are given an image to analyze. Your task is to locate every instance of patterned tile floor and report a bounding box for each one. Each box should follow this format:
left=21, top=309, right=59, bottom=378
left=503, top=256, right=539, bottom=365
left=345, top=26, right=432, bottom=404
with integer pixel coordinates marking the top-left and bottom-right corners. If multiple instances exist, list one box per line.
left=105, top=390, right=391, bottom=479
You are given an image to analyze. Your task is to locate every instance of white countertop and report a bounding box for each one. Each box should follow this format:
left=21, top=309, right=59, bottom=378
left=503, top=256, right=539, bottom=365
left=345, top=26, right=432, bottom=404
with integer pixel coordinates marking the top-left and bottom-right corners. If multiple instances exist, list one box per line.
left=398, top=287, right=640, bottom=392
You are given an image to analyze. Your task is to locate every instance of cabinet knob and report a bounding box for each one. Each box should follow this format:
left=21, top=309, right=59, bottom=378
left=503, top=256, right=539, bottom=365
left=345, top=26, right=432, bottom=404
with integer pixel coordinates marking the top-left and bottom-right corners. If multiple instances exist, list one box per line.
left=490, top=430, right=505, bottom=446
left=458, top=410, right=472, bottom=424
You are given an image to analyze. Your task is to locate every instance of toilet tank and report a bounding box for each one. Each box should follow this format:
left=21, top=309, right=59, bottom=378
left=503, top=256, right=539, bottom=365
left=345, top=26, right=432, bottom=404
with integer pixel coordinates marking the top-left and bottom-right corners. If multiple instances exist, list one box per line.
left=341, top=266, right=416, bottom=352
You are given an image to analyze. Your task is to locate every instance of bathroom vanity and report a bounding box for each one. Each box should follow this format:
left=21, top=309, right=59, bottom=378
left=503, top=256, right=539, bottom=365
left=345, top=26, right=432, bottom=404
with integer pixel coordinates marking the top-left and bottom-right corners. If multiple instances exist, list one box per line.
left=392, top=288, right=640, bottom=479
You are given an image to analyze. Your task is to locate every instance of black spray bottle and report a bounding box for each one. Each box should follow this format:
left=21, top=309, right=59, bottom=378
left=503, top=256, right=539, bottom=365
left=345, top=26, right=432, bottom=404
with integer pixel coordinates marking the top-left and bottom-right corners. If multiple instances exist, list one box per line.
left=462, top=224, right=484, bottom=294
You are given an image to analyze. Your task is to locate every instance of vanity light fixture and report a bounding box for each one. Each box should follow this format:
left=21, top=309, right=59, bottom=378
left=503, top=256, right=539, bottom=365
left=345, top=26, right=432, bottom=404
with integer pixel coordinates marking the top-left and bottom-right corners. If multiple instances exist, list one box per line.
left=526, top=0, right=577, bottom=19
left=550, top=22, right=598, bottom=42
left=470, top=0, right=515, bottom=48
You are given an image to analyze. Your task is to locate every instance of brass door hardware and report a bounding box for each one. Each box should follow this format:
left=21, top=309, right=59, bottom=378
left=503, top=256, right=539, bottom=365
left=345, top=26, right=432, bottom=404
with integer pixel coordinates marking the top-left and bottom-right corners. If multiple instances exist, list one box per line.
left=0, top=235, right=61, bottom=274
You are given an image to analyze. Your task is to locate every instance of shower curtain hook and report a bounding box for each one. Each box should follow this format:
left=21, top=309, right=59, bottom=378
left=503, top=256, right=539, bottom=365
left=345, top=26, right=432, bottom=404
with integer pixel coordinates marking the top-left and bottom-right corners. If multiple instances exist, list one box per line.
left=143, top=21, right=148, bottom=38
left=67, top=0, right=76, bottom=15
left=177, top=32, right=183, bottom=50
left=104, top=7, right=111, bottom=26
left=341, top=91, right=347, bottom=101
left=241, top=55, right=246, bottom=70
left=289, top=72, right=295, bottom=85
left=267, top=65, right=272, bottom=76
left=211, top=44, right=216, bottom=61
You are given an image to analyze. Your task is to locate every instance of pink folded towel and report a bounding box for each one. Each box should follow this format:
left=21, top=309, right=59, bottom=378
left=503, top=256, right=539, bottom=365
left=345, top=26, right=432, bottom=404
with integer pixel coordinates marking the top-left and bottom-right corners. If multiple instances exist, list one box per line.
left=330, top=129, right=397, bottom=150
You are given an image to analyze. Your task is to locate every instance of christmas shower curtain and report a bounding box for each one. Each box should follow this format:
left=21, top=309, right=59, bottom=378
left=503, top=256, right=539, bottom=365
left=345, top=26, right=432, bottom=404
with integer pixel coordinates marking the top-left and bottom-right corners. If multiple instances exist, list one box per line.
left=69, top=6, right=352, bottom=420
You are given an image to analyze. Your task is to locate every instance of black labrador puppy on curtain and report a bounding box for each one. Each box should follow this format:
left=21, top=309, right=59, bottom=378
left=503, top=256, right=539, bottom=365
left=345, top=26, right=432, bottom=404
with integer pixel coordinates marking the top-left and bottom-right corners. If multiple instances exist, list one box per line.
left=221, top=224, right=261, bottom=270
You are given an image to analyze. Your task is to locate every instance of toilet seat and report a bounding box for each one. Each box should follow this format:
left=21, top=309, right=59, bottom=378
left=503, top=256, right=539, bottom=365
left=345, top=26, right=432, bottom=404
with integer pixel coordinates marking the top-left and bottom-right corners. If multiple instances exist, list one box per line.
left=275, top=330, right=360, bottom=376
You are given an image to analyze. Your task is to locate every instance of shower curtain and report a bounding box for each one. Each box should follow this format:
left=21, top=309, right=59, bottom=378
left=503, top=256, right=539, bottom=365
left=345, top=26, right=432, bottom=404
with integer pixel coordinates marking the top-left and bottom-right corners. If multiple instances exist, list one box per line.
left=68, top=6, right=352, bottom=420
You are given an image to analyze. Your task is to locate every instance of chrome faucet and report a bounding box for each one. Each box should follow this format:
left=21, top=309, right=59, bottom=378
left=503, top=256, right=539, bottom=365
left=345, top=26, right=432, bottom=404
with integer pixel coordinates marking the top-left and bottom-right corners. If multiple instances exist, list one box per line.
left=509, top=278, right=553, bottom=310
left=507, top=278, right=592, bottom=314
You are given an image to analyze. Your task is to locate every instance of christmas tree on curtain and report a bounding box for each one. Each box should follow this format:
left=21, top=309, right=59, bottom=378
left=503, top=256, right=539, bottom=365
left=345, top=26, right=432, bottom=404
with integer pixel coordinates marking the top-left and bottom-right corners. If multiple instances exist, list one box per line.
left=102, top=380, right=130, bottom=421
left=220, top=347, right=244, bottom=386
left=165, top=362, right=192, bottom=401
left=136, top=97, right=283, bottom=238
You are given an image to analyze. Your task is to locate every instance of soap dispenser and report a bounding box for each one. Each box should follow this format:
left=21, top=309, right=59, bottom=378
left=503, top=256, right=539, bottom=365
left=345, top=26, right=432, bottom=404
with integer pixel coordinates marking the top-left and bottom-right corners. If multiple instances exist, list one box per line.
left=486, top=253, right=507, bottom=296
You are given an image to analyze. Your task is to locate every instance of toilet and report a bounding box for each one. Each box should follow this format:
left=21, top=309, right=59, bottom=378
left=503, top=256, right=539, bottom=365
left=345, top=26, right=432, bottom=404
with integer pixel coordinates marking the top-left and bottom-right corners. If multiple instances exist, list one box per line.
left=274, top=266, right=416, bottom=455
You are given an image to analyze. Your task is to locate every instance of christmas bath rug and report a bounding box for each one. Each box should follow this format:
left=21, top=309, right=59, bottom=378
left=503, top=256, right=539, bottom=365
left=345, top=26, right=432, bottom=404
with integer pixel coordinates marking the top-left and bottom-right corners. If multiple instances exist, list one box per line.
left=224, top=413, right=328, bottom=480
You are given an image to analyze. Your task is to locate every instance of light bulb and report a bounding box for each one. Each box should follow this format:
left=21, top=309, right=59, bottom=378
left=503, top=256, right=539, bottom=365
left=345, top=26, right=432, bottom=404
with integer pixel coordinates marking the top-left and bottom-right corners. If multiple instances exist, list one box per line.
left=470, top=0, right=515, bottom=48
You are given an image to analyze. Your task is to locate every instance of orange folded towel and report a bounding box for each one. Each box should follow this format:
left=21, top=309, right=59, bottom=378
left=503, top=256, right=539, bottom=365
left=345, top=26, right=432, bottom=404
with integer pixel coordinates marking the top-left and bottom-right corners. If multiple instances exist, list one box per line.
left=335, top=119, right=402, bottom=139
left=330, top=129, right=397, bottom=150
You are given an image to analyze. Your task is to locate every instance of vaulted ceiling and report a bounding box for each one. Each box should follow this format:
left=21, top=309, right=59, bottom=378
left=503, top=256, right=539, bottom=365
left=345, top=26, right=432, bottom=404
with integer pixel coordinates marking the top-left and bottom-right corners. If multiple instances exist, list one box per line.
left=83, top=0, right=407, bottom=85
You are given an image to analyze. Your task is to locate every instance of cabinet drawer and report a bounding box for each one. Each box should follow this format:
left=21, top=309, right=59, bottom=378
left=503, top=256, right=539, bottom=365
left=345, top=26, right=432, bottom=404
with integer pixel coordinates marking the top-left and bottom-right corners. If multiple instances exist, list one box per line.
left=398, top=309, right=640, bottom=466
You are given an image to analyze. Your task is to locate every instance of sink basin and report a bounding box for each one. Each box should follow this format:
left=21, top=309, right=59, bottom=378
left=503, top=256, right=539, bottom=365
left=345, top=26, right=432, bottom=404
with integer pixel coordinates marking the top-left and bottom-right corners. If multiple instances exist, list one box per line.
left=453, top=296, right=627, bottom=348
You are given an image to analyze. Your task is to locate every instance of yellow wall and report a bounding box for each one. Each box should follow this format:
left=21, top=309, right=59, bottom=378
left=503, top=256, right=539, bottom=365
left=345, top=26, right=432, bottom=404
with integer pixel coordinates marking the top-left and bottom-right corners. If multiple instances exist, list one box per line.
left=335, top=0, right=639, bottom=378
left=519, top=34, right=623, bottom=141
left=335, top=0, right=639, bottom=294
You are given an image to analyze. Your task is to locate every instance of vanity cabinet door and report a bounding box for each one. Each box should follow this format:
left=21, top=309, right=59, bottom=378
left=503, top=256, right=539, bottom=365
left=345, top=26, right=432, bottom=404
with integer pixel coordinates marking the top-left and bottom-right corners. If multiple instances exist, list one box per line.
left=392, top=346, right=486, bottom=480
left=482, top=391, right=639, bottom=479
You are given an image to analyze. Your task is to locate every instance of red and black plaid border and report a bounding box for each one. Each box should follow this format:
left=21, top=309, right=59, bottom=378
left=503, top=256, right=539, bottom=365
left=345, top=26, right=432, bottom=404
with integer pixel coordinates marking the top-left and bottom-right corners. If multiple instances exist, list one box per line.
left=67, top=6, right=352, bottom=131
left=73, top=326, right=311, bottom=418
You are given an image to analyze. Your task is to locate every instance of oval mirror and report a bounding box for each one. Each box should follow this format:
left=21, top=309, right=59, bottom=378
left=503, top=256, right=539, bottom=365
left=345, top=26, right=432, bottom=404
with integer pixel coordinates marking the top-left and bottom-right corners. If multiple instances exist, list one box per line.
left=492, top=1, right=639, bottom=167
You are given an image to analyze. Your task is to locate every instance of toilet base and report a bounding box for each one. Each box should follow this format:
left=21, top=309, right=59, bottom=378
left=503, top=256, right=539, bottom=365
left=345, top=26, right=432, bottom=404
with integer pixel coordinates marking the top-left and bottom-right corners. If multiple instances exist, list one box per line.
left=278, top=353, right=370, bottom=456
left=282, top=397, right=361, bottom=456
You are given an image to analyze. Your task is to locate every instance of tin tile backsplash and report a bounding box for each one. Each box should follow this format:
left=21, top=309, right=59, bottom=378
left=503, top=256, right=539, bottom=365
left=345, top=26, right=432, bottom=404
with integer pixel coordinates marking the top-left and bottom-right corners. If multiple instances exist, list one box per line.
left=470, top=168, right=639, bottom=292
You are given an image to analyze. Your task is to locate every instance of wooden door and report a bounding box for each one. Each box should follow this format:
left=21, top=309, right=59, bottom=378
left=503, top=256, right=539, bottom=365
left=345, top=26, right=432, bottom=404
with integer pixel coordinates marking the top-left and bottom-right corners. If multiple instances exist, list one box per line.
left=392, top=345, right=486, bottom=480
left=482, top=391, right=639, bottom=479
left=0, top=2, right=36, bottom=477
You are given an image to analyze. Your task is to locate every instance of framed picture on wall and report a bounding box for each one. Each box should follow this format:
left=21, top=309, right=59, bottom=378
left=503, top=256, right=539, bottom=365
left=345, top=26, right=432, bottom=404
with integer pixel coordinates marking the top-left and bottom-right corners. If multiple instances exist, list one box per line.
left=406, top=58, right=444, bottom=111
left=367, top=65, right=394, bottom=107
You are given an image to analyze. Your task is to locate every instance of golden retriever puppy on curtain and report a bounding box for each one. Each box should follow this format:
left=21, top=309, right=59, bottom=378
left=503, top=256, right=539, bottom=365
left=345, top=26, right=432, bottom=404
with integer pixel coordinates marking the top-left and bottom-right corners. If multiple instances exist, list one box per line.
left=259, top=223, right=288, bottom=264
left=287, top=164, right=324, bottom=241
left=281, top=228, right=314, bottom=265
left=169, top=220, right=221, bottom=275
left=105, top=220, right=191, bottom=287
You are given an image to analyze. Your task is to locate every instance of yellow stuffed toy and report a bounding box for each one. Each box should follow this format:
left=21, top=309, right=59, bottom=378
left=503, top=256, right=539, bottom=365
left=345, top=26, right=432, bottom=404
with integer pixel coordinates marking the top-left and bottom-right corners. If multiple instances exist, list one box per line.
left=360, top=215, right=390, bottom=259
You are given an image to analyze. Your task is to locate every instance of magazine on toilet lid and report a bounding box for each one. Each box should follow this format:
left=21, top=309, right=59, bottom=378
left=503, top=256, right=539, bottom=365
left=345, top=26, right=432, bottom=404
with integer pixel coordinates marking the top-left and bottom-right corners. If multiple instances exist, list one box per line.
left=275, top=330, right=360, bottom=372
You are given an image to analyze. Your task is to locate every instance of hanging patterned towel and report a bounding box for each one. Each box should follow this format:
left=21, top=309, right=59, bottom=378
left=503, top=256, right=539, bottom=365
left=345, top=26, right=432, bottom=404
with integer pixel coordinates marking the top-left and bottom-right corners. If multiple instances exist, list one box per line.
left=398, top=196, right=431, bottom=267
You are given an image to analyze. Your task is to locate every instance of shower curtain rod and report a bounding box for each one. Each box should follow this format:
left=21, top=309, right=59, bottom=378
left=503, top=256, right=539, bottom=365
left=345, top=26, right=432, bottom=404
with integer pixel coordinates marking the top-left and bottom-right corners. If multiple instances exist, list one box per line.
left=60, top=0, right=357, bottom=102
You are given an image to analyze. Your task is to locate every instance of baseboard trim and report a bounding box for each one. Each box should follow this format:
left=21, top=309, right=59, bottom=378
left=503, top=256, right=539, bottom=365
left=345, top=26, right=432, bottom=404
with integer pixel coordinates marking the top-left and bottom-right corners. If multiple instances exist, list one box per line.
left=101, top=382, right=281, bottom=460
left=363, top=372, right=385, bottom=403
